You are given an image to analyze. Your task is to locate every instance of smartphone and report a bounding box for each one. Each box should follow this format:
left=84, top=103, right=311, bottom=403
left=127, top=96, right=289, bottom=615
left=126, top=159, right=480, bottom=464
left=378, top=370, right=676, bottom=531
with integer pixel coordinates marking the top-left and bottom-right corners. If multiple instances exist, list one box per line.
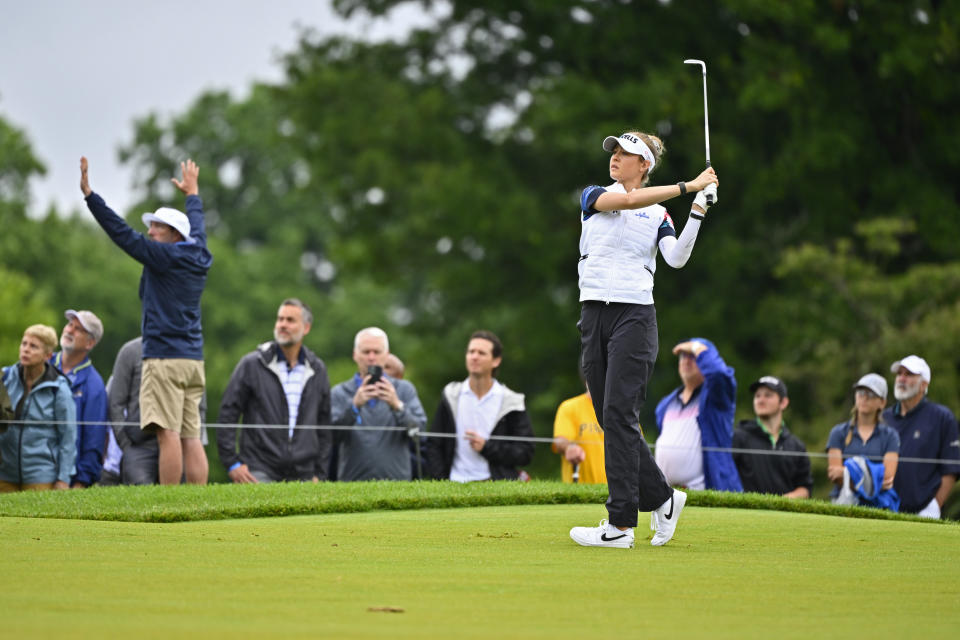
left=366, top=365, right=383, bottom=385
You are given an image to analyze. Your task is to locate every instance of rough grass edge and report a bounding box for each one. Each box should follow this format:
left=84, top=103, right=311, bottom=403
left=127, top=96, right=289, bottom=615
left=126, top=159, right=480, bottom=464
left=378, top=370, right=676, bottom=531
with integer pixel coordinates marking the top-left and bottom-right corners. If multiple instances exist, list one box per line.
left=0, top=480, right=952, bottom=525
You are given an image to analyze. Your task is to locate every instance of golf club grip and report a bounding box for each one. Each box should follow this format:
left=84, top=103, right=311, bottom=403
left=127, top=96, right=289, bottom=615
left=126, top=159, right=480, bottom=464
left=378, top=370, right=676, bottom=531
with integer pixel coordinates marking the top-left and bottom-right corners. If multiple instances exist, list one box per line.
left=705, top=161, right=714, bottom=205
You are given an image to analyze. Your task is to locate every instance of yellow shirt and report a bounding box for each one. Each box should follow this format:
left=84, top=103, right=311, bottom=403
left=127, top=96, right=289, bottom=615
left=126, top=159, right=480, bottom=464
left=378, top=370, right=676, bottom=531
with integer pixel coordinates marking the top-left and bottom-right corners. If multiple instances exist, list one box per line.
left=552, top=393, right=607, bottom=484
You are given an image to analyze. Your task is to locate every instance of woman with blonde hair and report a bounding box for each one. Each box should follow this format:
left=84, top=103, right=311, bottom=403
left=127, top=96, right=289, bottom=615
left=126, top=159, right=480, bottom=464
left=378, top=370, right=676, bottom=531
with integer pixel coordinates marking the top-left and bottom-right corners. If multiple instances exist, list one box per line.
left=569, top=129, right=718, bottom=548
left=827, top=373, right=900, bottom=508
left=0, top=324, right=77, bottom=491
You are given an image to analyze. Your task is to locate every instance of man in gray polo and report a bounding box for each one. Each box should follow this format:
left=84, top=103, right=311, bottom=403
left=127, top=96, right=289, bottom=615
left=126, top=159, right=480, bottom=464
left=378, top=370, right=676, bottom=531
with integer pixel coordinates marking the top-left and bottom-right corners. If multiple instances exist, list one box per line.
left=330, top=327, right=426, bottom=481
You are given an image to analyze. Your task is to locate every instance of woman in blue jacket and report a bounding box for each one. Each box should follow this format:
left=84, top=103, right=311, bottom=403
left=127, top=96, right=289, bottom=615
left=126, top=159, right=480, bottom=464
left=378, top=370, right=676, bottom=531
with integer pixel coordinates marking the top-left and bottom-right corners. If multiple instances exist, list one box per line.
left=0, top=325, right=77, bottom=491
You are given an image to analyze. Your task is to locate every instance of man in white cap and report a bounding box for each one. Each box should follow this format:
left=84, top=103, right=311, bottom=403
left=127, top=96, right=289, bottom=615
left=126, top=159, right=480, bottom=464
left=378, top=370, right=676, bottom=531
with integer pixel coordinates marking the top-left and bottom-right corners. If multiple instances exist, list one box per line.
left=50, top=309, right=108, bottom=488
left=80, top=156, right=213, bottom=485
left=882, top=355, right=960, bottom=517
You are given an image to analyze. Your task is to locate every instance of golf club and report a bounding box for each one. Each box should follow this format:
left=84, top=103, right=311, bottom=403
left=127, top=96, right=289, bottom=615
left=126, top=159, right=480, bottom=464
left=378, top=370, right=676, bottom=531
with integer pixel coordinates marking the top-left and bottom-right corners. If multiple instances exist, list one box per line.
left=683, top=58, right=713, bottom=205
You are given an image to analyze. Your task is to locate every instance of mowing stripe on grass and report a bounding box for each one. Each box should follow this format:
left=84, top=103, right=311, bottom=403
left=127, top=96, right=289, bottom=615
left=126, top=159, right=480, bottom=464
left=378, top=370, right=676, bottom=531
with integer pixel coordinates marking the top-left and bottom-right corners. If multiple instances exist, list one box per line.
left=0, top=480, right=952, bottom=525
left=1, top=504, right=958, bottom=639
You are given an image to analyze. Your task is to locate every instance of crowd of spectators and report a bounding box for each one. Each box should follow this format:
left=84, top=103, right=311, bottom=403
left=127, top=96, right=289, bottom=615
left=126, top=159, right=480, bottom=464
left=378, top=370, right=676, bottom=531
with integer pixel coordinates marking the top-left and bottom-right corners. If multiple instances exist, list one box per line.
left=1, top=158, right=957, bottom=519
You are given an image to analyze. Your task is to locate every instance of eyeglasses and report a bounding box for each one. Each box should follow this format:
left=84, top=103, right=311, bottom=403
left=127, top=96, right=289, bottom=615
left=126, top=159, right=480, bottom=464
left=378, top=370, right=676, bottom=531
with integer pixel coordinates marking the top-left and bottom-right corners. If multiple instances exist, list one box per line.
left=854, top=389, right=880, bottom=399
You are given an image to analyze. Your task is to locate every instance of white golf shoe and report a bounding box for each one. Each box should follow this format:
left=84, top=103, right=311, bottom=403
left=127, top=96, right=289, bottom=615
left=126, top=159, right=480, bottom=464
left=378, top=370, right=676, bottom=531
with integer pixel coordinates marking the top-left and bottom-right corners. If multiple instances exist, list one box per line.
left=651, top=489, right=686, bottom=546
left=570, top=519, right=635, bottom=549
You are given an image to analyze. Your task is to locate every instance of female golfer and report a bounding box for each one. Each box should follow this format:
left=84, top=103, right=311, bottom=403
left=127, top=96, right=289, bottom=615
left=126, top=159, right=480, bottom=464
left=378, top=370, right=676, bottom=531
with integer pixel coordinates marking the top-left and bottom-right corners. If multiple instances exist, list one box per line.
left=570, top=131, right=717, bottom=548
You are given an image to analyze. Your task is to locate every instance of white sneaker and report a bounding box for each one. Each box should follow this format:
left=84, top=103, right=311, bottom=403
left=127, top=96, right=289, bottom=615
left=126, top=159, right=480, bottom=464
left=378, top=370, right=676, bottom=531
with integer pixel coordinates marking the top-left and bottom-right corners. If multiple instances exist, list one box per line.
left=570, top=519, right=635, bottom=549
left=650, top=512, right=659, bottom=531
left=651, top=489, right=686, bottom=546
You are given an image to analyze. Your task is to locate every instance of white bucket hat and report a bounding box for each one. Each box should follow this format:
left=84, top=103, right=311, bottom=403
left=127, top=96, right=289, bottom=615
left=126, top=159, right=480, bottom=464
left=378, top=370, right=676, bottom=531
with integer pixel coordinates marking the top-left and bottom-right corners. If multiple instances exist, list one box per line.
left=602, top=133, right=657, bottom=171
left=142, top=207, right=193, bottom=244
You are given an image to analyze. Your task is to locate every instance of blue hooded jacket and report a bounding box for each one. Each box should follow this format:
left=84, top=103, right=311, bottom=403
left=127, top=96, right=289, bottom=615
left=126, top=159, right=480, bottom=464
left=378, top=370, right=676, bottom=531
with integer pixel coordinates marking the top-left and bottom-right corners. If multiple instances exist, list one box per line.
left=51, top=352, right=108, bottom=486
left=85, top=192, right=212, bottom=360
left=844, top=456, right=900, bottom=512
left=0, top=363, right=77, bottom=485
left=655, top=338, right=743, bottom=492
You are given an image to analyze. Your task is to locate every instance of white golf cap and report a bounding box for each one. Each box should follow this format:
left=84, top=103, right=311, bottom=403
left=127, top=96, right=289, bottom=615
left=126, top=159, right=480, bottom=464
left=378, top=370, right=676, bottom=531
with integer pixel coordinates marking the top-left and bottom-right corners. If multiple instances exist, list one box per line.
left=142, top=207, right=193, bottom=244
left=853, top=373, right=887, bottom=400
left=64, top=309, right=104, bottom=343
left=602, top=133, right=656, bottom=171
left=890, top=355, right=931, bottom=383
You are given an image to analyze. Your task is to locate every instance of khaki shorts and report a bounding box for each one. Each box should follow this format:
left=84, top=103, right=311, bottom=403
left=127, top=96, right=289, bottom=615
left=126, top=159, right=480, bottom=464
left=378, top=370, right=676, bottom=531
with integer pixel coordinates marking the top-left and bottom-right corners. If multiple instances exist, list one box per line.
left=140, top=358, right=205, bottom=439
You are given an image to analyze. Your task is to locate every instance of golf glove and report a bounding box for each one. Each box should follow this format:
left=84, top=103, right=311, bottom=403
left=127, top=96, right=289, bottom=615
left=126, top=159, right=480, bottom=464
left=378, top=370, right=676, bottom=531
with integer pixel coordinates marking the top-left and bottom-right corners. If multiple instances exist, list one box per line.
left=693, top=183, right=718, bottom=211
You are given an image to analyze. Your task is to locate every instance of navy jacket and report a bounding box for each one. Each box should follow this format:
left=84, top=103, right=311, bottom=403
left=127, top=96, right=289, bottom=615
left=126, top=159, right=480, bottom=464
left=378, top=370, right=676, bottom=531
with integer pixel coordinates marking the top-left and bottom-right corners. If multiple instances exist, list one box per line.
left=883, top=399, right=960, bottom=513
left=51, top=352, right=108, bottom=486
left=655, top=338, right=743, bottom=492
left=85, top=192, right=212, bottom=359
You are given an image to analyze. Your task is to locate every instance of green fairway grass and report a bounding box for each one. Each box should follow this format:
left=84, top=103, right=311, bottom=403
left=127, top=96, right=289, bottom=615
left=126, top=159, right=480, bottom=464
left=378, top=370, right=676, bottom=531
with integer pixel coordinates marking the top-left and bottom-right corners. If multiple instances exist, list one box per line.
left=0, top=480, right=940, bottom=523
left=2, top=504, right=959, bottom=639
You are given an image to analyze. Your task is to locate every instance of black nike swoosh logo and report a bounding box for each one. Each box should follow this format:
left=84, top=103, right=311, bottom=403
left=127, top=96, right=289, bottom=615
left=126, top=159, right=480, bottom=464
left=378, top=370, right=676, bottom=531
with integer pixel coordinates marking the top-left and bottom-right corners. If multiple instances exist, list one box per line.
left=664, top=495, right=674, bottom=520
left=600, top=532, right=628, bottom=541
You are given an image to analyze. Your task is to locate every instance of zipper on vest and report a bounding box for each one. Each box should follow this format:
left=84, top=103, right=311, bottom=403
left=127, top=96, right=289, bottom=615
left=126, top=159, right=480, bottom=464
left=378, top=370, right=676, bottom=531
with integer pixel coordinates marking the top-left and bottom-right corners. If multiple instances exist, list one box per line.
left=605, top=212, right=628, bottom=304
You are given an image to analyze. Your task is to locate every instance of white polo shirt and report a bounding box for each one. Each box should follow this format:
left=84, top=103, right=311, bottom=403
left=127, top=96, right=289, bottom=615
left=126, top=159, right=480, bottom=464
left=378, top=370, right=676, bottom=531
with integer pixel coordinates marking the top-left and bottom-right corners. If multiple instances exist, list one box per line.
left=450, top=379, right=504, bottom=483
left=654, top=390, right=705, bottom=490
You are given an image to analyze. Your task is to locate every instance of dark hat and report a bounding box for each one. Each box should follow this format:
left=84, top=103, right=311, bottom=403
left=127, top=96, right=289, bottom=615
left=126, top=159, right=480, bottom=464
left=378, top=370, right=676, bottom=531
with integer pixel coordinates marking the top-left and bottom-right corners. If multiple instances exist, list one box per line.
left=749, top=375, right=787, bottom=398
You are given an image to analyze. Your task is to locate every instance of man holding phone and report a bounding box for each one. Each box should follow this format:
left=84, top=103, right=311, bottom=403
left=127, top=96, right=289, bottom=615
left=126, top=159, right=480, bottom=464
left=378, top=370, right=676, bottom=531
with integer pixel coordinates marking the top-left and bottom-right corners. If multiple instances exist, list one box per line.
left=330, top=327, right=427, bottom=481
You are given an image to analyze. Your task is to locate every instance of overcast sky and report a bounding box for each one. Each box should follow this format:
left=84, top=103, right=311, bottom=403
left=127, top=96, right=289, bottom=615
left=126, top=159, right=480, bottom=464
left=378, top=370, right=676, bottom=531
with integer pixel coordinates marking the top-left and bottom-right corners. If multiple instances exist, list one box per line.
left=0, top=0, right=436, bottom=215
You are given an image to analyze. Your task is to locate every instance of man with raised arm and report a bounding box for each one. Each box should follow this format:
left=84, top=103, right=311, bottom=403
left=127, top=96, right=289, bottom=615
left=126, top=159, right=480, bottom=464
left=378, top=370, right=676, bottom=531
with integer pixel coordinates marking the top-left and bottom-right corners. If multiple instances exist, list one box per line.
left=81, top=157, right=213, bottom=485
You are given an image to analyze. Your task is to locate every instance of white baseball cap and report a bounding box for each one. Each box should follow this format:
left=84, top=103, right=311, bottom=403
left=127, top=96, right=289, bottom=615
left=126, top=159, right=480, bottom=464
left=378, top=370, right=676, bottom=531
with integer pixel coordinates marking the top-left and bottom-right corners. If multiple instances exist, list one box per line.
left=890, top=355, right=931, bottom=383
left=64, top=309, right=104, bottom=343
left=601, top=133, right=657, bottom=171
left=853, top=373, right=887, bottom=400
left=142, top=207, right=193, bottom=244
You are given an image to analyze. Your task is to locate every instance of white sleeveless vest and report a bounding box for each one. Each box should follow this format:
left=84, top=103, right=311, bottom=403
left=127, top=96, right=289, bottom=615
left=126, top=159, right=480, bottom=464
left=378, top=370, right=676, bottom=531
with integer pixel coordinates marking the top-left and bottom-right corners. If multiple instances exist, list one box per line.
left=578, top=182, right=668, bottom=304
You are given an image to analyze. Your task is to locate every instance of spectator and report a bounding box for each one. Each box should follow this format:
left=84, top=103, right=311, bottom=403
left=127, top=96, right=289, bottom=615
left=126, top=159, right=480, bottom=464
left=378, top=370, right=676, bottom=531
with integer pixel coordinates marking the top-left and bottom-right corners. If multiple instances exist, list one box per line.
left=98, top=424, right=123, bottom=486
left=732, top=376, right=812, bottom=498
left=217, top=299, right=332, bottom=483
left=426, top=330, right=534, bottom=481
left=0, top=325, right=76, bottom=492
left=552, top=370, right=606, bottom=484
left=331, top=327, right=426, bottom=481
left=827, top=373, right=900, bottom=507
left=81, top=157, right=212, bottom=484
left=51, top=309, right=108, bottom=488
left=107, top=337, right=209, bottom=485
left=883, top=356, right=960, bottom=517
left=654, top=338, right=742, bottom=492
left=384, top=354, right=405, bottom=380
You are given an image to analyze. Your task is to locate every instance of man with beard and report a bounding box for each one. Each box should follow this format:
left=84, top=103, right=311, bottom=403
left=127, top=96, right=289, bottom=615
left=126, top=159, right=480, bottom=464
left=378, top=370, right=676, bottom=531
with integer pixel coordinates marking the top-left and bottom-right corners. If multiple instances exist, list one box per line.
left=882, top=355, right=960, bottom=517
left=51, top=310, right=108, bottom=488
left=217, top=299, right=332, bottom=483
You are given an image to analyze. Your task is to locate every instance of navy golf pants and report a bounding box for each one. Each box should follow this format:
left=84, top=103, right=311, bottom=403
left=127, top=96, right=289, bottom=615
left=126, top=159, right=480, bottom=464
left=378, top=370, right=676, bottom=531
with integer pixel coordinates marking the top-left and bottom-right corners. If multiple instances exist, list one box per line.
left=579, top=301, right=672, bottom=527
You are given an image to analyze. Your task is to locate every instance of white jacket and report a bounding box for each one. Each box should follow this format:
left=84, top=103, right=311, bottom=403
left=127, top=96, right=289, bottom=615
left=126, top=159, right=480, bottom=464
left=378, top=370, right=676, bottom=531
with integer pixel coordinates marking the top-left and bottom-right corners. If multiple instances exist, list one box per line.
left=578, top=182, right=702, bottom=304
